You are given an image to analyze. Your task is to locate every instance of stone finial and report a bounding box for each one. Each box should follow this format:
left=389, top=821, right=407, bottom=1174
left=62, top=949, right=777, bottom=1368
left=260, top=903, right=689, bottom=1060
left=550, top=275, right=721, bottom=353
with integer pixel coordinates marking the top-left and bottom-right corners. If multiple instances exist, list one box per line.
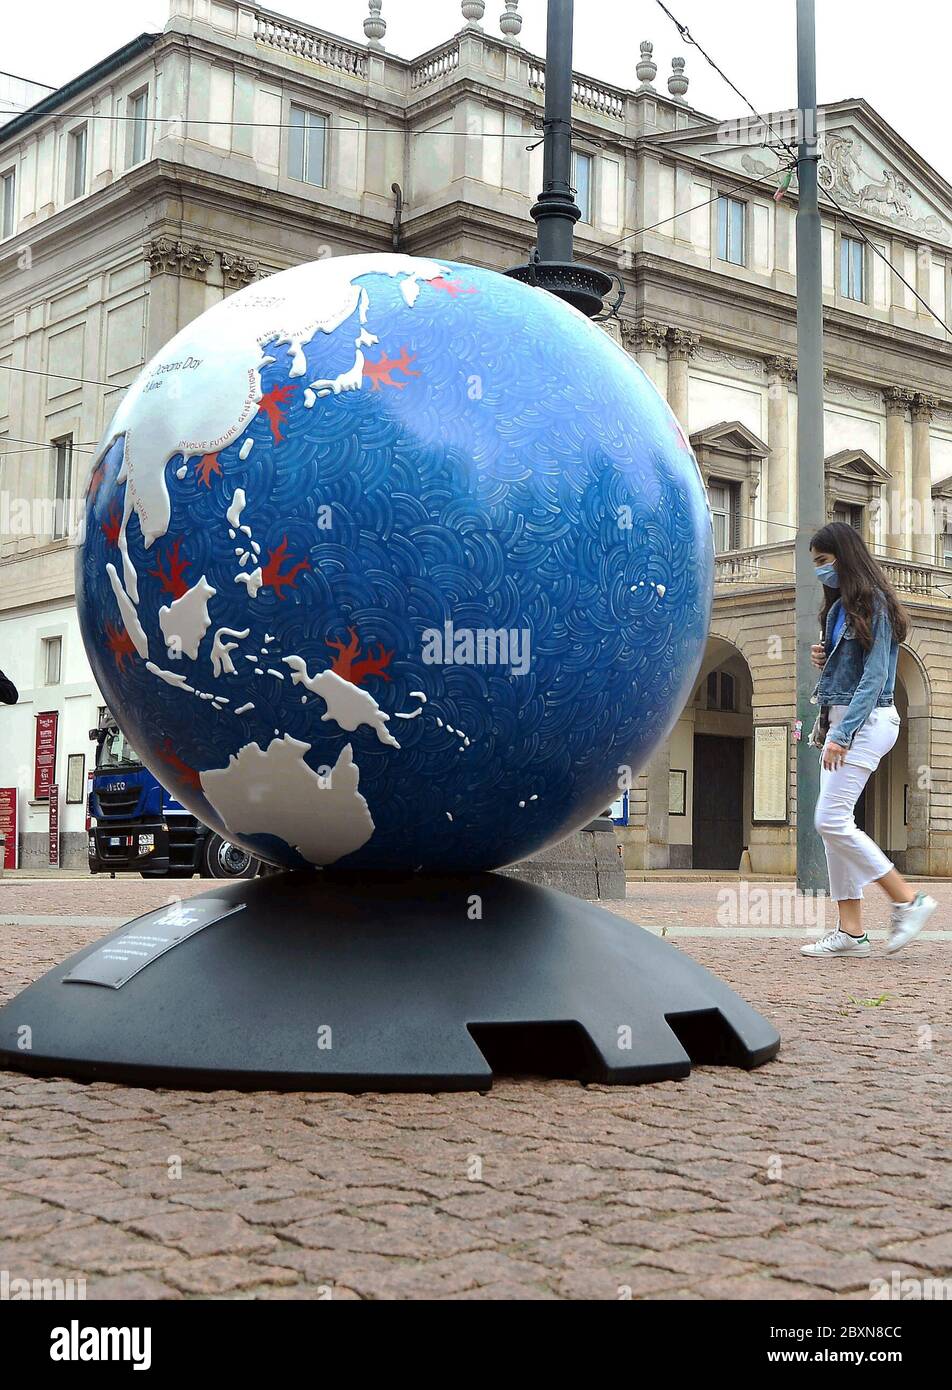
left=363, top=0, right=386, bottom=50
left=636, top=40, right=657, bottom=87
left=667, top=55, right=688, bottom=100
left=461, top=0, right=486, bottom=26
left=500, top=0, right=523, bottom=43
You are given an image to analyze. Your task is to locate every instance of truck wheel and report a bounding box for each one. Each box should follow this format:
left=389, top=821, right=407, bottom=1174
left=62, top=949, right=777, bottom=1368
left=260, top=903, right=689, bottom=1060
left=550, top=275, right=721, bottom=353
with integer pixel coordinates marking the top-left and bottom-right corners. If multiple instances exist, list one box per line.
left=201, top=834, right=257, bottom=879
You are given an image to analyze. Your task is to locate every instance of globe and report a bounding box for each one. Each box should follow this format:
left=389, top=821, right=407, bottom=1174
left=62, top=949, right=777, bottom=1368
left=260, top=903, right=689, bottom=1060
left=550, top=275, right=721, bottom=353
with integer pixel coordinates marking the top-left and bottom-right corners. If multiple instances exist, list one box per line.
left=77, top=253, right=714, bottom=873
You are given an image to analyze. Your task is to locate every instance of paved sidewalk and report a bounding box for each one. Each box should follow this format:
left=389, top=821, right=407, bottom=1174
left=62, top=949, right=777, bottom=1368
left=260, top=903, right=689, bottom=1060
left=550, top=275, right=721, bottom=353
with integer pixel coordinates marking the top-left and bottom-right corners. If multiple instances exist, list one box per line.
left=0, top=877, right=949, bottom=1300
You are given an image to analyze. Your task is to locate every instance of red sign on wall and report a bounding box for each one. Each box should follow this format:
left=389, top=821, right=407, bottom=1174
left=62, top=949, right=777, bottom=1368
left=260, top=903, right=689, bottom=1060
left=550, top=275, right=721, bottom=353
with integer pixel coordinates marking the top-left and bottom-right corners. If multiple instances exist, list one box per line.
left=0, top=787, right=17, bottom=870
left=34, top=710, right=58, bottom=800
left=48, top=783, right=60, bottom=866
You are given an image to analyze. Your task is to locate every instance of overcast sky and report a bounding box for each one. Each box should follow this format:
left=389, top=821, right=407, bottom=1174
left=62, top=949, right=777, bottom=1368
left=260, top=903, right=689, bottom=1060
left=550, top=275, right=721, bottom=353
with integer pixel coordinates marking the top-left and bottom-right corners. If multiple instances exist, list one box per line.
left=4, top=1, right=950, bottom=184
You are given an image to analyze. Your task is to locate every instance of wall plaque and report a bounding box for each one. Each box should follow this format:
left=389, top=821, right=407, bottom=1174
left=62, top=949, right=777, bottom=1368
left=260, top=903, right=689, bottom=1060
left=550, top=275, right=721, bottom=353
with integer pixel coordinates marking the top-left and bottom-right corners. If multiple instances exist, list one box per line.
left=753, top=723, right=788, bottom=823
left=63, top=899, right=246, bottom=989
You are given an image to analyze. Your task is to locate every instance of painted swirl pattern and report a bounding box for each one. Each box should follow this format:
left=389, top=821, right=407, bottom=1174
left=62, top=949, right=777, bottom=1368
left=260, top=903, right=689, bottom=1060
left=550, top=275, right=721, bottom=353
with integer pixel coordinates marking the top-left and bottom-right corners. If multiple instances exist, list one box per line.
left=77, top=254, right=713, bottom=872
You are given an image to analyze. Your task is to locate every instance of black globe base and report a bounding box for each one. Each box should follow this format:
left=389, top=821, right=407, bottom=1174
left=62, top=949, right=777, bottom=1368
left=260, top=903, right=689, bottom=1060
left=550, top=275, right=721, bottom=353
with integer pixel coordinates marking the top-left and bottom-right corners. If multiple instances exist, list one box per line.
left=0, top=872, right=779, bottom=1091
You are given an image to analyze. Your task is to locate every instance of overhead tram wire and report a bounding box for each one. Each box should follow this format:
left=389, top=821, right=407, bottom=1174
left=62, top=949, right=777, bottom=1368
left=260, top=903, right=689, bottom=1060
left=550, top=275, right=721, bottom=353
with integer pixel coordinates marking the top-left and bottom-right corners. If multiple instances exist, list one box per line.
left=0, top=175, right=796, bottom=397
left=651, top=0, right=952, bottom=594
left=4, top=27, right=950, bottom=573
left=652, top=0, right=952, bottom=340
left=653, top=0, right=799, bottom=161
left=817, top=183, right=952, bottom=336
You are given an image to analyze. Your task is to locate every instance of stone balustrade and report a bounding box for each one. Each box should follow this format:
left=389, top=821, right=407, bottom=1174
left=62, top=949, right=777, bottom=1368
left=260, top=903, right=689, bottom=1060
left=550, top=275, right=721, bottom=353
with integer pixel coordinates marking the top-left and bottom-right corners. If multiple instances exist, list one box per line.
left=526, top=59, right=626, bottom=117
left=411, top=42, right=461, bottom=90
left=714, top=542, right=950, bottom=599
left=253, top=11, right=368, bottom=77
left=714, top=544, right=795, bottom=587
left=881, top=558, right=942, bottom=597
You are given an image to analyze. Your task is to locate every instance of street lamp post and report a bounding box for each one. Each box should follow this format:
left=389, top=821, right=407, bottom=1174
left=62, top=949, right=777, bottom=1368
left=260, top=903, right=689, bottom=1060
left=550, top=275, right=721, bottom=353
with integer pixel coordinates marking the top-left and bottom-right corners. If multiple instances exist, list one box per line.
left=505, top=0, right=613, bottom=318
left=794, top=0, right=827, bottom=894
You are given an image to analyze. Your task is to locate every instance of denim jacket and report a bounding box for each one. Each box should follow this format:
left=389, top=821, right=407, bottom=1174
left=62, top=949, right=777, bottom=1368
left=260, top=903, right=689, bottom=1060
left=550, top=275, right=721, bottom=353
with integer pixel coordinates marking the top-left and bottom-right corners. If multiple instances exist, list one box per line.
left=810, top=592, right=899, bottom=749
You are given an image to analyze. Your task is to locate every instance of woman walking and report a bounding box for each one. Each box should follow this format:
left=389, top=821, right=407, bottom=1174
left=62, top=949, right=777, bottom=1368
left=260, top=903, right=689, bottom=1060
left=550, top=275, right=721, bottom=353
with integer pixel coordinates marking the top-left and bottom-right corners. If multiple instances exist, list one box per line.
left=802, top=522, right=936, bottom=958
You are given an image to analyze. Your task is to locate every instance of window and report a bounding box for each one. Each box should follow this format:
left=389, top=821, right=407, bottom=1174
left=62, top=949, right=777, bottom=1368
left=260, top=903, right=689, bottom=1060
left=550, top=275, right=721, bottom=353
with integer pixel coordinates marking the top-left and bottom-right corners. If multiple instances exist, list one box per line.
left=128, top=88, right=149, bottom=166
left=51, top=435, right=72, bottom=540
left=832, top=501, right=863, bottom=530
left=288, top=105, right=327, bottom=187
left=840, top=234, right=865, bottom=301
left=706, top=670, right=736, bottom=712
left=68, top=125, right=87, bottom=200
left=97, top=725, right=142, bottom=770
left=708, top=479, right=738, bottom=552
left=1, top=169, right=15, bottom=239
left=716, top=194, right=746, bottom=266
left=572, top=150, right=593, bottom=223
left=941, top=526, right=952, bottom=569
left=43, top=636, right=62, bottom=686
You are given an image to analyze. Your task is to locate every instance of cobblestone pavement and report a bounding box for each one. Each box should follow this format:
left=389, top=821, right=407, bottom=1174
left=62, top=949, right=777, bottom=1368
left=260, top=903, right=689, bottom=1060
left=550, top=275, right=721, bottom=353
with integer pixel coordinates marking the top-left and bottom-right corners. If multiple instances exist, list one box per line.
left=1, top=876, right=950, bottom=1300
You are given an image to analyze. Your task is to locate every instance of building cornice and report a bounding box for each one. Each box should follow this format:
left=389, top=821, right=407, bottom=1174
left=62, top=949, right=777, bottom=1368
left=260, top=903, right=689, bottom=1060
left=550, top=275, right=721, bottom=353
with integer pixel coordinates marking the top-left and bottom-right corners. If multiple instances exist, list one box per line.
left=0, top=34, right=160, bottom=149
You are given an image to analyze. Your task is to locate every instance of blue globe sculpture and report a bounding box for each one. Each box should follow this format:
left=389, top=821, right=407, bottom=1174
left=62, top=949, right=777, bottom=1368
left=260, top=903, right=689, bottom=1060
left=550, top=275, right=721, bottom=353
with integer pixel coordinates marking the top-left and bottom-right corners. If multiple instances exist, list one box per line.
left=77, top=253, right=714, bottom=873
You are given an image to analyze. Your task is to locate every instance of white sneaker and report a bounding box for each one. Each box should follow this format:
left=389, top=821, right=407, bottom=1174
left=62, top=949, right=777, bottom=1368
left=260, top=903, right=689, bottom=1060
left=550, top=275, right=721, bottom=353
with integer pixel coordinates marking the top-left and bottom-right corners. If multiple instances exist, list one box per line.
left=801, top=929, right=871, bottom=958
left=886, top=892, right=937, bottom=954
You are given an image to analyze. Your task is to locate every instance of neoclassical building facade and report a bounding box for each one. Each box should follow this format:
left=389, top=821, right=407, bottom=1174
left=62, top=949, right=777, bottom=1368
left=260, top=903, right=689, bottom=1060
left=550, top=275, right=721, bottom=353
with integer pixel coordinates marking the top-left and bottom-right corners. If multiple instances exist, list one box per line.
left=1, top=0, right=952, bottom=869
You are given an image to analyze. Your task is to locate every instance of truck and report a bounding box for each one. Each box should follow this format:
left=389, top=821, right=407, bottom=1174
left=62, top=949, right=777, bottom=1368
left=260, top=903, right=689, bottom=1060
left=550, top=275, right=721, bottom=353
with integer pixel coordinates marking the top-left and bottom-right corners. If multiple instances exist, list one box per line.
left=87, top=710, right=259, bottom=879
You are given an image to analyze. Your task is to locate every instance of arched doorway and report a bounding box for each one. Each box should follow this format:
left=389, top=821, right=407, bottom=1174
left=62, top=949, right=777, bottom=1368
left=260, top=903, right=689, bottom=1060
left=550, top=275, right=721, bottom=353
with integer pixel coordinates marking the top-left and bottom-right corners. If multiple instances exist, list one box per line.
left=688, top=638, right=755, bottom=870
left=860, top=646, right=930, bottom=873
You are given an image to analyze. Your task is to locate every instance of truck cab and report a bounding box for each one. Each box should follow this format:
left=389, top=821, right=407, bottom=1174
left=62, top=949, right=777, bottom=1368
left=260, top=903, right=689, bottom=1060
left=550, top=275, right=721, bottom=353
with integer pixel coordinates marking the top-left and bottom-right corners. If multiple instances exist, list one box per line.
left=88, top=714, right=258, bottom=879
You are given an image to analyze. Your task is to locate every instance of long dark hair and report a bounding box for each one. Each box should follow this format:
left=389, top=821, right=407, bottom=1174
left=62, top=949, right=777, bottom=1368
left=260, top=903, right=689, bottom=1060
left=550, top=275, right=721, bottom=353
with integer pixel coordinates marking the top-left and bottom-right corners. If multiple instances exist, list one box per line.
left=809, top=521, right=908, bottom=648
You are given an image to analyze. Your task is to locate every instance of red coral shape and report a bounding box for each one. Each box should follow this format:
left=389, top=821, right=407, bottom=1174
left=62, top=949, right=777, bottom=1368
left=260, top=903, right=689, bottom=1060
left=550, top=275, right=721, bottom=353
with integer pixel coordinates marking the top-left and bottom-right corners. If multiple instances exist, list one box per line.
left=258, top=383, right=296, bottom=443
left=326, top=626, right=394, bottom=687
left=363, top=347, right=420, bottom=392
left=195, top=453, right=222, bottom=488
left=104, top=621, right=137, bottom=674
left=157, top=738, right=201, bottom=790
left=149, top=538, right=190, bottom=599
left=101, top=506, right=122, bottom=545
left=261, top=536, right=310, bottom=599
left=430, top=275, right=477, bottom=298
left=86, top=459, right=107, bottom=502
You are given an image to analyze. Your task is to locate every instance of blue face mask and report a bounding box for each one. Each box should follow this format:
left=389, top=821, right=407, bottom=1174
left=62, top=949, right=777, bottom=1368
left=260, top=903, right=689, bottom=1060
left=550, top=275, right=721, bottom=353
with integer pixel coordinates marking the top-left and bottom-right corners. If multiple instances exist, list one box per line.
left=814, top=561, right=838, bottom=588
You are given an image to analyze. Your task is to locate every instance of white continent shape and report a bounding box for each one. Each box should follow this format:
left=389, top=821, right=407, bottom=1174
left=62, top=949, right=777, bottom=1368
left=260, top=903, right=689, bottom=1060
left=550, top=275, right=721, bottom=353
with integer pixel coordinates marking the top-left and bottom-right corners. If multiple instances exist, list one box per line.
left=200, top=736, right=374, bottom=865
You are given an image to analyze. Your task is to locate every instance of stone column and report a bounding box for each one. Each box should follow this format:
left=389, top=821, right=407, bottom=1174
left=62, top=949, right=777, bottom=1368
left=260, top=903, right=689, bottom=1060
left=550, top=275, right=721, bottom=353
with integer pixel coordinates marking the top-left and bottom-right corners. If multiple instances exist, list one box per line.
left=884, top=387, right=914, bottom=559
left=622, top=318, right=668, bottom=393
left=666, top=328, right=699, bottom=432
left=145, top=237, right=215, bottom=352
left=905, top=710, right=932, bottom=874
left=644, top=741, right=671, bottom=870
left=764, top=354, right=796, bottom=546
left=911, top=393, right=937, bottom=561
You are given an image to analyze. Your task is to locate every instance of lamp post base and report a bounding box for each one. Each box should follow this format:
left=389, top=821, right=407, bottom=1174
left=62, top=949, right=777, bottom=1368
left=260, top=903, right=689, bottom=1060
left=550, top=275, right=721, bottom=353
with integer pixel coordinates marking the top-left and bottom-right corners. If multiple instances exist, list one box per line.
left=0, top=871, right=779, bottom=1092
left=505, top=260, right=615, bottom=319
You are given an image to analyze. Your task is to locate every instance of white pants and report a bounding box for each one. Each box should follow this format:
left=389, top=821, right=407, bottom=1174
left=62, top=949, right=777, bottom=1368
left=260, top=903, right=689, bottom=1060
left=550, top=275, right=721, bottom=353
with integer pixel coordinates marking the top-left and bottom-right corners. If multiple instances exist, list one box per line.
left=814, top=704, right=900, bottom=901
